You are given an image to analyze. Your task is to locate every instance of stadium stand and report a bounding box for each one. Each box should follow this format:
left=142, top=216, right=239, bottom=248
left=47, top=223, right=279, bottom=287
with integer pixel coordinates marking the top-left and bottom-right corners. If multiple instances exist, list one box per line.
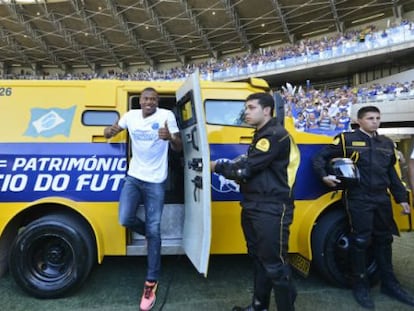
left=1, top=19, right=413, bottom=84
left=1, top=14, right=414, bottom=135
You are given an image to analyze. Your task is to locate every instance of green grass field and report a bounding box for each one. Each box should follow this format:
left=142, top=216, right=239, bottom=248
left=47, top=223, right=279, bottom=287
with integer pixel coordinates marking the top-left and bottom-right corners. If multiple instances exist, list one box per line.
left=1, top=233, right=414, bottom=311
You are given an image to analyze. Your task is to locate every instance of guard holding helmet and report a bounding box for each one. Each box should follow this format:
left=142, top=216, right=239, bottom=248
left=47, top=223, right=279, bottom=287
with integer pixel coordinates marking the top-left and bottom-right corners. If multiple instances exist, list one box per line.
left=327, top=157, right=360, bottom=189
left=312, top=105, right=414, bottom=309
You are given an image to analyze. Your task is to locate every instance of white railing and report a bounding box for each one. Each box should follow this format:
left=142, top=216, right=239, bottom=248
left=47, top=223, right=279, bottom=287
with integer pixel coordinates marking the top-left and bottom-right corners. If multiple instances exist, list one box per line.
left=207, top=24, right=414, bottom=82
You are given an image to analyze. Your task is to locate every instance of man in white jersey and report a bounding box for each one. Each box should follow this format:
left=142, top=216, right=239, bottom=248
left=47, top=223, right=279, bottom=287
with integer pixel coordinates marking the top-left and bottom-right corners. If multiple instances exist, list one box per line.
left=104, top=87, right=182, bottom=311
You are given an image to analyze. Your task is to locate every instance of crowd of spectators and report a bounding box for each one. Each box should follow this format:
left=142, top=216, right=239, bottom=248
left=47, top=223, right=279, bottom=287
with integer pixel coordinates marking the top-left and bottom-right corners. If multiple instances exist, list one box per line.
left=1, top=17, right=414, bottom=137
left=1, top=18, right=413, bottom=82
left=282, top=79, right=414, bottom=135
left=357, top=80, right=414, bottom=101
left=283, top=84, right=355, bottom=134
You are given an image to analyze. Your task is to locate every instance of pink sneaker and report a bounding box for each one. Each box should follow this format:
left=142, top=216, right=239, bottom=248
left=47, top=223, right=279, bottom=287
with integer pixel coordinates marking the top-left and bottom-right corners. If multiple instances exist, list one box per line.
left=140, top=281, right=157, bottom=311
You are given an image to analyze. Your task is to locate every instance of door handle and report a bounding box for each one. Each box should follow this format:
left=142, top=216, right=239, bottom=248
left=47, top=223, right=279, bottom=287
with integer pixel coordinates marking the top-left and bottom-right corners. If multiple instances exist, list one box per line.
left=191, top=175, right=203, bottom=201
left=191, top=127, right=199, bottom=151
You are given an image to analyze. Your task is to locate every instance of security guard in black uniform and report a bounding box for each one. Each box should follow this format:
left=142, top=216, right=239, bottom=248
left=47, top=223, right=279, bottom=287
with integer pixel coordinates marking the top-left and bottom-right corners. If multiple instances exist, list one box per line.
left=211, top=93, right=300, bottom=311
left=312, top=105, right=414, bottom=309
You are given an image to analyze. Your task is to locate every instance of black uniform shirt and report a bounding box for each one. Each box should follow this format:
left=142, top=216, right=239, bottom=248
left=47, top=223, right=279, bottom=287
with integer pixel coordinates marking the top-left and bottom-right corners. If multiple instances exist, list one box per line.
left=312, top=129, right=407, bottom=202
left=215, top=118, right=300, bottom=203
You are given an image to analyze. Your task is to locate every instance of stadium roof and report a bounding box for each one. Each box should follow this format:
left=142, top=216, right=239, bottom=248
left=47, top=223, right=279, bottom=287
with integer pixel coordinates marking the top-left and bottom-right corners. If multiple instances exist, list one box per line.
left=0, top=0, right=414, bottom=70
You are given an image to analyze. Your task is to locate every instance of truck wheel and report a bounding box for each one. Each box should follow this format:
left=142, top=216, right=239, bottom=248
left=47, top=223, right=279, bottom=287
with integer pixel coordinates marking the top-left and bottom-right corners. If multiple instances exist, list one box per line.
left=9, top=213, right=95, bottom=298
left=311, top=209, right=379, bottom=287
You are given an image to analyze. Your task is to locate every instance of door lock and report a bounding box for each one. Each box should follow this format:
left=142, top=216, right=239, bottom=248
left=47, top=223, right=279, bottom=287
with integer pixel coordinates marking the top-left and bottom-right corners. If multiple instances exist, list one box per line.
left=188, top=158, right=203, bottom=172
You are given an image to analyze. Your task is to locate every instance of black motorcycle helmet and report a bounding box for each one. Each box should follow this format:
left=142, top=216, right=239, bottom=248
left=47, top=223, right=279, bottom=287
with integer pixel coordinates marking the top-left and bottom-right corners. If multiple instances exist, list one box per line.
left=328, top=157, right=360, bottom=188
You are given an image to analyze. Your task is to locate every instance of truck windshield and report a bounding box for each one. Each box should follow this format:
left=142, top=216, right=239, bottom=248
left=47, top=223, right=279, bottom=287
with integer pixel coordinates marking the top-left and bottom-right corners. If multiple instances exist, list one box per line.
left=205, top=100, right=251, bottom=127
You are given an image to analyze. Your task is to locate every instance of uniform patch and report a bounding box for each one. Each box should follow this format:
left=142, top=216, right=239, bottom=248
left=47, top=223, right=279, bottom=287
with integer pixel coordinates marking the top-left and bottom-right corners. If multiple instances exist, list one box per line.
left=352, top=141, right=366, bottom=146
left=333, top=137, right=340, bottom=145
left=255, top=138, right=270, bottom=152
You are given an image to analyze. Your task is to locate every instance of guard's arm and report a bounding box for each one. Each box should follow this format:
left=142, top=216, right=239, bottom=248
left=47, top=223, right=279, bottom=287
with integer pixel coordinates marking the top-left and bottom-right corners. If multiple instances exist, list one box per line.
left=388, top=144, right=411, bottom=205
left=312, top=134, right=345, bottom=181
left=212, top=156, right=251, bottom=183
left=409, top=157, right=414, bottom=193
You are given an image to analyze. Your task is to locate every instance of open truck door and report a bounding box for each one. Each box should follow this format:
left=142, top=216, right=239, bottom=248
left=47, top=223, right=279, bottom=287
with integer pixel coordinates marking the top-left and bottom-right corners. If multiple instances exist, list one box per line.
left=176, top=72, right=212, bottom=276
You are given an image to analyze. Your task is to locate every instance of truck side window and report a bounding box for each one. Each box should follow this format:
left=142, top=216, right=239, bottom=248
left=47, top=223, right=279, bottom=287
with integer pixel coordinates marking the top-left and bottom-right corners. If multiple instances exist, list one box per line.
left=205, top=100, right=251, bottom=127
left=82, top=111, right=119, bottom=126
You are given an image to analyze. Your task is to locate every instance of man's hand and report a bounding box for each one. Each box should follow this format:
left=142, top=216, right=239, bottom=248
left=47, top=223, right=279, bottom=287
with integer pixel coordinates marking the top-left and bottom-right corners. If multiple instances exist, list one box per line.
left=158, top=120, right=172, bottom=141
left=104, top=119, right=122, bottom=138
left=159, top=120, right=182, bottom=152
left=400, top=202, right=411, bottom=215
left=322, top=175, right=341, bottom=188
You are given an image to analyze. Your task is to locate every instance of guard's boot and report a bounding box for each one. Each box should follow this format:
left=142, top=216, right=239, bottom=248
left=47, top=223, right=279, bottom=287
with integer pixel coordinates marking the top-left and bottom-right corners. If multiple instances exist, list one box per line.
left=381, top=281, right=414, bottom=306
left=231, top=298, right=268, bottom=311
left=231, top=306, right=255, bottom=311
left=272, top=277, right=296, bottom=311
left=375, top=243, right=414, bottom=307
left=274, top=282, right=296, bottom=311
left=350, top=242, right=374, bottom=309
left=251, top=260, right=271, bottom=310
left=352, top=279, right=375, bottom=309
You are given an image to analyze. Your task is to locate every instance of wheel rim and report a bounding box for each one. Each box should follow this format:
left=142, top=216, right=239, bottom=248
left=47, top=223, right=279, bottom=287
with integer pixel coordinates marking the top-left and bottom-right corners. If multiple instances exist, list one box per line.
left=27, top=234, right=74, bottom=283
left=332, top=231, right=351, bottom=282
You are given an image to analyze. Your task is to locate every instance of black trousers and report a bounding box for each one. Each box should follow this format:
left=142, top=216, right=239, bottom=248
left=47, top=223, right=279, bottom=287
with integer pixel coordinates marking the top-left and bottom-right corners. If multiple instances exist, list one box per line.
left=346, top=192, right=396, bottom=241
left=346, top=192, right=397, bottom=282
left=241, top=201, right=295, bottom=310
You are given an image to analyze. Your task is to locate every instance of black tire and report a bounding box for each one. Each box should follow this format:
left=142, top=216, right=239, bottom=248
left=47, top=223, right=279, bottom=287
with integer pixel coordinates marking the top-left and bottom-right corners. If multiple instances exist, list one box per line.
left=9, top=213, right=96, bottom=298
left=311, top=209, right=379, bottom=288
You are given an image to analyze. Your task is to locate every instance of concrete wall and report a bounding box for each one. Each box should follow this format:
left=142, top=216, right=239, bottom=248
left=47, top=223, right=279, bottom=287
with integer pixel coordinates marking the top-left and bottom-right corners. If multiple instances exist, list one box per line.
left=351, top=99, right=414, bottom=124
left=360, top=68, right=414, bottom=87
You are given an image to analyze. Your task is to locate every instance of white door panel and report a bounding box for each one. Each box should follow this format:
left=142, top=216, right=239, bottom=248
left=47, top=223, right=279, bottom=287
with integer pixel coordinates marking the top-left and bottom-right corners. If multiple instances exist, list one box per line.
left=175, top=71, right=211, bottom=276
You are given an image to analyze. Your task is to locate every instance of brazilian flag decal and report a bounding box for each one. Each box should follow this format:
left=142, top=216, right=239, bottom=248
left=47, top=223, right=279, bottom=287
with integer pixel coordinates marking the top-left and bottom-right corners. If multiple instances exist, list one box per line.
left=24, top=106, right=76, bottom=138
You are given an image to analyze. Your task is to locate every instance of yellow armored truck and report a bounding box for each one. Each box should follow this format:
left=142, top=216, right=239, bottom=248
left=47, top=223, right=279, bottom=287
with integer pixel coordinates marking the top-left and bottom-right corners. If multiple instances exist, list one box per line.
left=0, top=74, right=412, bottom=298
